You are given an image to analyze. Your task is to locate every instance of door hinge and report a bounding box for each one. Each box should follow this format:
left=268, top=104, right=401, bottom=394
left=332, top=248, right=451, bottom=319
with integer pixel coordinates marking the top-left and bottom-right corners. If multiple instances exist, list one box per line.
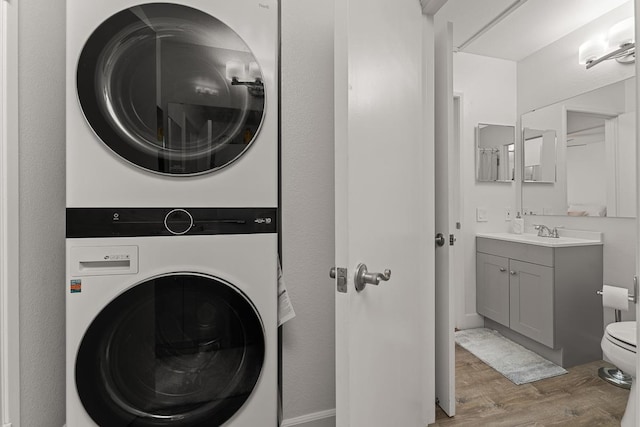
left=330, top=267, right=348, bottom=293
left=449, top=234, right=456, bottom=246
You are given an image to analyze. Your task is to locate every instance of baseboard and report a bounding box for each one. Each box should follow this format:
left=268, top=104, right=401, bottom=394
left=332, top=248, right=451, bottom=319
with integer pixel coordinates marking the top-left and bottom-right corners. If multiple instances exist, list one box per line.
left=281, top=409, right=336, bottom=427
left=459, top=313, right=484, bottom=330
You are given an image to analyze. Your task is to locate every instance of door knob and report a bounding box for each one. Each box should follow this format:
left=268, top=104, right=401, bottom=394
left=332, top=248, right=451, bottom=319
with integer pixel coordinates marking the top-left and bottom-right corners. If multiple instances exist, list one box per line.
left=435, top=233, right=445, bottom=247
left=354, top=263, right=391, bottom=292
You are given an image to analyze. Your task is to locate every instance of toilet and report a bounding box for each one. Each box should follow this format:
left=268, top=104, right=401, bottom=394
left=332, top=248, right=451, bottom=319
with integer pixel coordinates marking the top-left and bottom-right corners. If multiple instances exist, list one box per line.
left=601, top=321, right=636, bottom=426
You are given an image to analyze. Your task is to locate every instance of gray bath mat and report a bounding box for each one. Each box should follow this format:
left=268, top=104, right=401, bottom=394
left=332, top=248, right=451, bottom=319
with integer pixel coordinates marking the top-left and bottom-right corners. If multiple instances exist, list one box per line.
left=455, top=328, right=567, bottom=385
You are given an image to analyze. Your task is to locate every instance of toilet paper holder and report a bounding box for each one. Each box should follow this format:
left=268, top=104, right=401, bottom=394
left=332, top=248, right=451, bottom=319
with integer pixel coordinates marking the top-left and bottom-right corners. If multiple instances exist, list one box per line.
left=596, top=276, right=638, bottom=311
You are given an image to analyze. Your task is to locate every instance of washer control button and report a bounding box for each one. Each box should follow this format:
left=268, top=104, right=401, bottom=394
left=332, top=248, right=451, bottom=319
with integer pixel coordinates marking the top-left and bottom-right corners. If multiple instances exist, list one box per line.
left=164, top=209, right=193, bottom=235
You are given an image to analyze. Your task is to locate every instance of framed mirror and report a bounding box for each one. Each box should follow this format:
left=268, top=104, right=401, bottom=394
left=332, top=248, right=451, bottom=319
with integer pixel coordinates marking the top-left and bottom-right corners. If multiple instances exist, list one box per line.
left=521, top=77, right=636, bottom=218
left=523, top=128, right=557, bottom=182
left=476, top=123, right=515, bottom=182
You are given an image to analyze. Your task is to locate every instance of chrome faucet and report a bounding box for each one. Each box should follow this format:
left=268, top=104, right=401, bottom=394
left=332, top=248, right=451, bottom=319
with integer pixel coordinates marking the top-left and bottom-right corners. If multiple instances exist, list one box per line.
left=534, top=224, right=562, bottom=238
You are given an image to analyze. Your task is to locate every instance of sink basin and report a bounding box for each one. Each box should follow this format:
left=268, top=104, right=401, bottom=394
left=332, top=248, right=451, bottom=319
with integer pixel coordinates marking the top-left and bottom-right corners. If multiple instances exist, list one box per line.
left=476, top=232, right=602, bottom=247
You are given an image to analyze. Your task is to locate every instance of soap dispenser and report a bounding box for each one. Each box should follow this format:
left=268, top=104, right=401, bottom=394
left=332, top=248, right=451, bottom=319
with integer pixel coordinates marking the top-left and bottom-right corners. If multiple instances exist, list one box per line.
left=512, top=212, right=524, bottom=234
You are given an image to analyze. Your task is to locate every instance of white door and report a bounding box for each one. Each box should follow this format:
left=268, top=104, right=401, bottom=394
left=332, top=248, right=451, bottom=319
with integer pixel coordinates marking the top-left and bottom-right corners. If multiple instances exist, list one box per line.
left=333, top=0, right=438, bottom=425
left=434, top=20, right=456, bottom=416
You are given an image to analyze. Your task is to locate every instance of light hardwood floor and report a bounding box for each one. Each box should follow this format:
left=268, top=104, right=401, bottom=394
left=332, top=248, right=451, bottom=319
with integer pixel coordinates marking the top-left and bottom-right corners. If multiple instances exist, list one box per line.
left=431, top=344, right=630, bottom=426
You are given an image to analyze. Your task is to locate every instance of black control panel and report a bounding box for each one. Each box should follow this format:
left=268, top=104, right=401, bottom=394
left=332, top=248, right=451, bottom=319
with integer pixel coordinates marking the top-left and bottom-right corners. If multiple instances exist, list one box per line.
left=66, top=208, right=277, bottom=238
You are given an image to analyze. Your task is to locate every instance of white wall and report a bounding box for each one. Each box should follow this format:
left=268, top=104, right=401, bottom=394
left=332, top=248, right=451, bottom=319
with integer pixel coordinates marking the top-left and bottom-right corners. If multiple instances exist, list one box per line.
left=18, top=0, right=67, bottom=425
left=453, top=52, right=518, bottom=330
left=281, top=0, right=336, bottom=424
left=517, top=1, right=636, bottom=322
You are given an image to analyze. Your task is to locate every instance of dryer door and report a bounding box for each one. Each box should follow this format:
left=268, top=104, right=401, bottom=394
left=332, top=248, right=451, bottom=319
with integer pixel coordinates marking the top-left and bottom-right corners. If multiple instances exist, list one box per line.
left=77, top=3, right=265, bottom=175
left=75, top=273, right=265, bottom=426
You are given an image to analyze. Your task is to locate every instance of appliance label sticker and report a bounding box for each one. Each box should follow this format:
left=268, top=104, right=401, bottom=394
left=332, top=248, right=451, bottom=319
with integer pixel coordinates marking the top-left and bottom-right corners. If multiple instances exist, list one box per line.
left=70, top=279, right=82, bottom=293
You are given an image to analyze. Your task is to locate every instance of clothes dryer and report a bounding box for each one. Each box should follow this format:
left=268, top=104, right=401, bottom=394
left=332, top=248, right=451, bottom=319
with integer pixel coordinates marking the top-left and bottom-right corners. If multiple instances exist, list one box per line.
left=66, top=1, right=278, bottom=207
left=65, top=207, right=277, bottom=426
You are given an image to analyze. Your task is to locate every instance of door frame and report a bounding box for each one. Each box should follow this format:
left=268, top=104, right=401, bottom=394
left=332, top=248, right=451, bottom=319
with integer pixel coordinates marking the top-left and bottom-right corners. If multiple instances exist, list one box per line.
left=0, top=0, right=20, bottom=425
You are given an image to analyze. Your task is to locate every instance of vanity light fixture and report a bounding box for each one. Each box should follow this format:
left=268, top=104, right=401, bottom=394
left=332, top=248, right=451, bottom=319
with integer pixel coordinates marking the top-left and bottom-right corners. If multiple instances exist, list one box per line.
left=579, top=17, right=635, bottom=69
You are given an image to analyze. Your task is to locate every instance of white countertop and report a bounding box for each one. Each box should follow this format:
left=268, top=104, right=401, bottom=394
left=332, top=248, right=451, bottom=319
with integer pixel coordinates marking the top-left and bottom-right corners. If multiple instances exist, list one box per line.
left=476, top=231, right=603, bottom=247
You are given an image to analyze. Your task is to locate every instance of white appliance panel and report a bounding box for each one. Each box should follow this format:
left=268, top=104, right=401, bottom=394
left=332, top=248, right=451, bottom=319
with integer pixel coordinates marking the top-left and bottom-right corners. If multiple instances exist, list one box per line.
left=65, top=234, right=277, bottom=426
left=66, top=0, right=278, bottom=207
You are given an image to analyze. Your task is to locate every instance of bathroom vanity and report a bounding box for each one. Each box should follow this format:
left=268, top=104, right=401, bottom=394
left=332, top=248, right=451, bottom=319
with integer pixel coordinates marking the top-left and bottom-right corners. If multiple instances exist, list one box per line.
left=476, top=232, right=603, bottom=368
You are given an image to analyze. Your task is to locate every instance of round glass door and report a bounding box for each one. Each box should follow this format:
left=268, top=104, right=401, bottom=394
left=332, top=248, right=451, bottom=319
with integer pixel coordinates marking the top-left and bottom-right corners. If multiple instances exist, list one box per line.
left=77, top=3, right=266, bottom=175
left=75, top=273, right=265, bottom=426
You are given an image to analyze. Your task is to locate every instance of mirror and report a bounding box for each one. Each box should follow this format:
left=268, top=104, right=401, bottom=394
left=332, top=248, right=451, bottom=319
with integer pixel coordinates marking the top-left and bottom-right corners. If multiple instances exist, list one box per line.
left=476, top=123, right=515, bottom=182
left=521, top=77, right=636, bottom=218
left=523, top=128, right=556, bottom=182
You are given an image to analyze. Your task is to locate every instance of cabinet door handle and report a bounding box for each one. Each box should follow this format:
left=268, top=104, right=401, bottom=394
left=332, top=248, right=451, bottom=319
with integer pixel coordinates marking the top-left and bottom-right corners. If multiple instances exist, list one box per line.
left=499, top=267, right=506, bottom=272
left=510, top=270, right=517, bottom=275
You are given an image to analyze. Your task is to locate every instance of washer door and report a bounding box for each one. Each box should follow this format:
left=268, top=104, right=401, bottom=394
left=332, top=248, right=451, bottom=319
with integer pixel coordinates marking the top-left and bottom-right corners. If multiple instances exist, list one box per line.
left=77, top=3, right=265, bottom=175
left=75, top=273, right=265, bottom=426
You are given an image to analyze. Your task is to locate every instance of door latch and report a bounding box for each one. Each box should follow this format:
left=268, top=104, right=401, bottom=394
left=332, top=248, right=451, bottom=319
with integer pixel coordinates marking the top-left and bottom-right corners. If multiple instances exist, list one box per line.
left=449, top=234, right=456, bottom=246
left=330, top=267, right=348, bottom=293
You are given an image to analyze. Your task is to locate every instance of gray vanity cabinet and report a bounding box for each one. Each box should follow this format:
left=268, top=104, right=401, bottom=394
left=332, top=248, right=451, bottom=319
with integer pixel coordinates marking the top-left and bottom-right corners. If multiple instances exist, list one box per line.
left=508, top=259, right=554, bottom=347
left=476, top=254, right=554, bottom=347
left=476, top=236, right=603, bottom=368
left=476, top=253, right=510, bottom=327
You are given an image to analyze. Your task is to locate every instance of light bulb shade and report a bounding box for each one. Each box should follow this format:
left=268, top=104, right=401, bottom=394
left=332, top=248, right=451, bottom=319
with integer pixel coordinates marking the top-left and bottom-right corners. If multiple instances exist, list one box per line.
left=608, top=17, right=635, bottom=48
left=225, top=60, right=245, bottom=80
left=578, top=38, right=607, bottom=65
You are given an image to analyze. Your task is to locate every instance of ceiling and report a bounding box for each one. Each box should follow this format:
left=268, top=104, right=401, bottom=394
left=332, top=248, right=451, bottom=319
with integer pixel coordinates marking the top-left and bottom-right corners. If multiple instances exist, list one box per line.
left=435, top=0, right=631, bottom=61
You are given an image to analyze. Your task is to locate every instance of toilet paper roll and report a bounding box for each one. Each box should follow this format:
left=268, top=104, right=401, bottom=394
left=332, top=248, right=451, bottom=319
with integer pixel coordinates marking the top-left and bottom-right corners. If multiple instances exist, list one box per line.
left=602, top=284, right=630, bottom=311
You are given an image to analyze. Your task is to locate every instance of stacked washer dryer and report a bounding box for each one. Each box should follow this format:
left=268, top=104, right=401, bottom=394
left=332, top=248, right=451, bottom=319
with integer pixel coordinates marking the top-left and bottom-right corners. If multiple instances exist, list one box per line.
left=65, top=1, right=278, bottom=426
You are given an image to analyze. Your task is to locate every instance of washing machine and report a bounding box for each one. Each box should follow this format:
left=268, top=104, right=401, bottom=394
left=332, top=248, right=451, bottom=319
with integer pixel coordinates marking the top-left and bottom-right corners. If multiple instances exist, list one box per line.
left=66, top=0, right=278, bottom=208
left=65, top=207, right=277, bottom=426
